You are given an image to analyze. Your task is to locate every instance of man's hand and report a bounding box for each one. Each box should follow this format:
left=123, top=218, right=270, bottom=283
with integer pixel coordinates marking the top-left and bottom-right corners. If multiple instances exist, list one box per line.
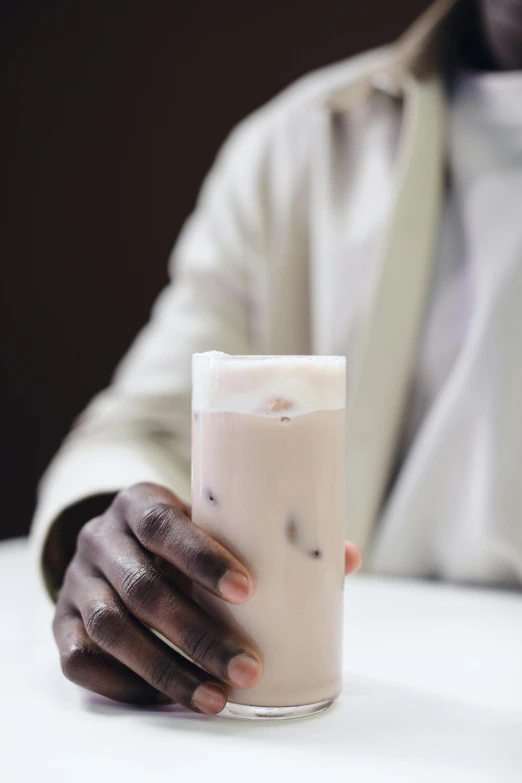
left=53, top=482, right=361, bottom=713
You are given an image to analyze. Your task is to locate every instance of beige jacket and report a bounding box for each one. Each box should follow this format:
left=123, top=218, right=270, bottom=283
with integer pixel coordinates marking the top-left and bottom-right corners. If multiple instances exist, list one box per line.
left=37, top=0, right=519, bottom=592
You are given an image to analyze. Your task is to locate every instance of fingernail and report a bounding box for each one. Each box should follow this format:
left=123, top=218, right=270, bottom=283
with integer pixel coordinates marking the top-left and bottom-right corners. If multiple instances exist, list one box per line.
left=218, top=570, right=251, bottom=603
left=228, top=654, right=262, bottom=688
left=192, top=683, right=227, bottom=715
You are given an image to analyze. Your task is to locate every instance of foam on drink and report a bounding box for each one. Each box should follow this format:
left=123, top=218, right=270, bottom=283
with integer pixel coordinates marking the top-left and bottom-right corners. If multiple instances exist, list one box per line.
left=193, top=352, right=345, bottom=417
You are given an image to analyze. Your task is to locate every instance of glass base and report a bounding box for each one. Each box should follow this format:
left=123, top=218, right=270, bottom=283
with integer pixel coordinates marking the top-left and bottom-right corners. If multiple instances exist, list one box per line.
left=220, top=698, right=334, bottom=721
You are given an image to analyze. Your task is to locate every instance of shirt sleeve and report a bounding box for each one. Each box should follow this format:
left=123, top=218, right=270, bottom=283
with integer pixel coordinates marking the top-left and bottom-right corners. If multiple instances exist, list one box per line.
left=30, top=119, right=268, bottom=599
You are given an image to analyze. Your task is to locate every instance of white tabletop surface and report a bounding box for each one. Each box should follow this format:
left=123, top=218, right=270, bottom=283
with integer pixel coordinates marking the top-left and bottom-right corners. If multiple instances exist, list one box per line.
left=1, top=537, right=521, bottom=783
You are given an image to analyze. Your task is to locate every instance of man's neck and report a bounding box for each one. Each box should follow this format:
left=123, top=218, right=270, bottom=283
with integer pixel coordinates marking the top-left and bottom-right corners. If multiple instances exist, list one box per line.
left=454, top=0, right=522, bottom=71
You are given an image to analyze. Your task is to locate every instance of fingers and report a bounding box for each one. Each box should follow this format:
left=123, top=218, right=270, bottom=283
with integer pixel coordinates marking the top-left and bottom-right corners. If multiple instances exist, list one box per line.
left=76, top=522, right=263, bottom=690
left=53, top=604, right=163, bottom=705
left=344, top=541, right=362, bottom=575
left=63, top=567, right=228, bottom=714
left=114, top=483, right=254, bottom=605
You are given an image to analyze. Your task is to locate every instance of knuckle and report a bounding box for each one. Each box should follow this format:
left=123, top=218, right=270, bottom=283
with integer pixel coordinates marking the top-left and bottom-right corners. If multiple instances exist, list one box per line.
left=84, top=599, right=125, bottom=650
left=60, top=642, right=94, bottom=683
left=180, top=626, right=222, bottom=667
left=60, top=562, right=81, bottom=596
left=176, top=536, right=227, bottom=587
left=76, top=517, right=101, bottom=555
left=136, top=503, right=182, bottom=549
left=145, top=656, right=183, bottom=694
left=113, top=484, right=137, bottom=512
left=183, top=541, right=218, bottom=577
left=114, top=483, right=158, bottom=512
left=120, top=564, right=163, bottom=610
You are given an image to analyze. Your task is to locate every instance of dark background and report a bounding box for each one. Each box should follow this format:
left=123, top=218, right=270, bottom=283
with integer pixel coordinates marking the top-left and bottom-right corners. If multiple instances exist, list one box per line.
left=1, top=0, right=429, bottom=540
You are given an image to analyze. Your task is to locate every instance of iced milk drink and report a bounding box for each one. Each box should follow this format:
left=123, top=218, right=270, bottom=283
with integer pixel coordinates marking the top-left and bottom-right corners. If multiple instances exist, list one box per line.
left=192, top=353, right=346, bottom=720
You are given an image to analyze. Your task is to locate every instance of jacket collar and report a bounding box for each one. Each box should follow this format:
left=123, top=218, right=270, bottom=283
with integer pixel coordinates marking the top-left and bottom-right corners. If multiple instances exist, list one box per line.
left=328, top=0, right=458, bottom=110
left=392, top=0, right=458, bottom=76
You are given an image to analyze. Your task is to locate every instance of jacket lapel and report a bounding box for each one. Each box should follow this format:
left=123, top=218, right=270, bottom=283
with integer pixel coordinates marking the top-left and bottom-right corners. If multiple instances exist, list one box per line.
left=345, top=71, right=447, bottom=553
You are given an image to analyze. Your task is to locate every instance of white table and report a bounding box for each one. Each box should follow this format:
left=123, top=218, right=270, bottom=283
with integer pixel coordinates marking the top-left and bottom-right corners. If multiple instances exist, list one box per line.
left=1, top=538, right=521, bottom=783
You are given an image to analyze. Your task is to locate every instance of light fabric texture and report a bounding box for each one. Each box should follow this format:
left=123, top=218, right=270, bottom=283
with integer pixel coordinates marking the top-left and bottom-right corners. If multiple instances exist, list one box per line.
left=31, top=0, right=522, bottom=591
left=373, top=69, right=522, bottom=582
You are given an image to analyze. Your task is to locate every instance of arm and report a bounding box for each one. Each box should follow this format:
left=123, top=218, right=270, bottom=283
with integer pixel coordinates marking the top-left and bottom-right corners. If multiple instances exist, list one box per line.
left=32, top=113, right=361, bottom=712
left=32, top=121, right=265, bottom=599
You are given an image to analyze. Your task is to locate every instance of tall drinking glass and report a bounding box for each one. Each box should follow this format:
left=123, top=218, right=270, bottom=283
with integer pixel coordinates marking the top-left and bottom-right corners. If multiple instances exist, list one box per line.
left=192, top=352, right=346, bottom=720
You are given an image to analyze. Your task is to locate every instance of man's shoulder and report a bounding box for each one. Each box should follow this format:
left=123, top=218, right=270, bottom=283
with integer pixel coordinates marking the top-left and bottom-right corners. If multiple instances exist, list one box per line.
left=227, top=45, right=392, bottom=155
left=264, top=45, right=391, bottom=118
left=210, top=45, right=393, bottom=188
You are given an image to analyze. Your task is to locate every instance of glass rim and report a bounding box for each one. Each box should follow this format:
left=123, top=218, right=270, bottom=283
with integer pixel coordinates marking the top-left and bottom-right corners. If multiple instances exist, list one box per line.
left=192, top=352, right=345, bottom=363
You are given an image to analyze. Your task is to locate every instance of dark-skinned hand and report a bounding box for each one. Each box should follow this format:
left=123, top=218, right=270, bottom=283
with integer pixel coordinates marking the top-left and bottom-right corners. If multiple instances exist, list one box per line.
left=53, top=482, right=362, bottom=714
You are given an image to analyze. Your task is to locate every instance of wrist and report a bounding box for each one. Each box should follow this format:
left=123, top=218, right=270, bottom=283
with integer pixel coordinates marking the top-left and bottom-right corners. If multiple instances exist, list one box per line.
left=42, top=493, right=116, bottom=600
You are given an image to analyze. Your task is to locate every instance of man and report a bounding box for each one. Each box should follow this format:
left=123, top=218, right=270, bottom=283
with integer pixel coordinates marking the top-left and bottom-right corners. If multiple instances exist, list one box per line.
left=32, top=0, right=522, bottom=712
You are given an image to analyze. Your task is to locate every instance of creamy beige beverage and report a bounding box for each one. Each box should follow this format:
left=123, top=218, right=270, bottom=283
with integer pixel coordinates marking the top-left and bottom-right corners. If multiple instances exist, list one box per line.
left=192, top=353, right=346, bottom=719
